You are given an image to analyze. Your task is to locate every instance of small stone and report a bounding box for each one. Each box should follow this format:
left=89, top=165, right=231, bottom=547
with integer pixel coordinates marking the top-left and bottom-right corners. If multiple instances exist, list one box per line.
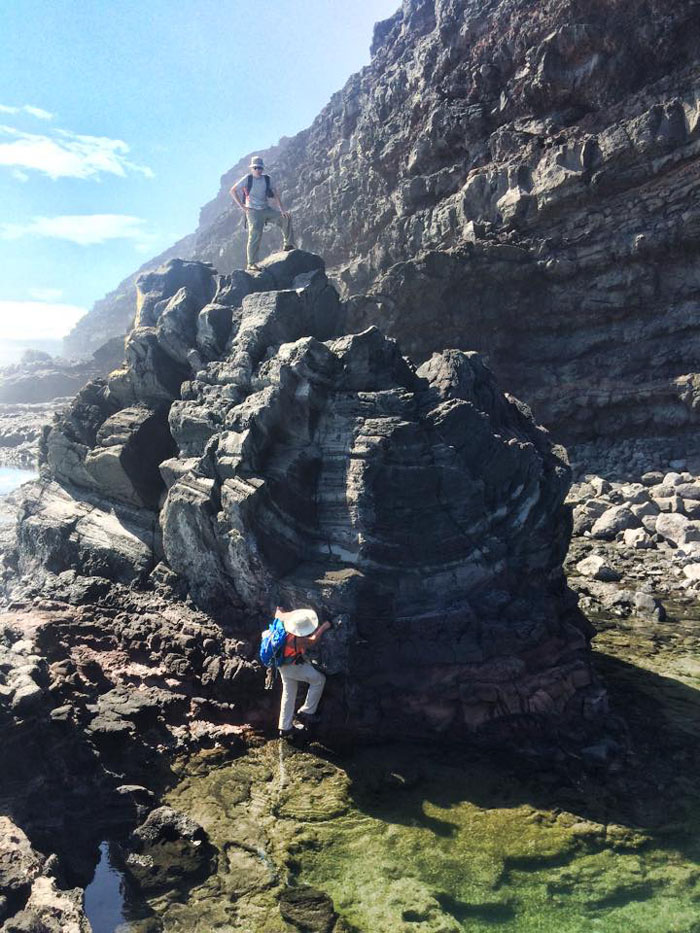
left=682, top=564, right=700, bottom=582
left=655, top=495, right=684, bottom=514
left=675, top=482, right=700, bottom=501
left=656, top=513, right=700, bottom=548
left=633, top=591, right=665, bottom=621
left=663, top=471, right=683, bottom=487
left=618, top=483, right=649, bottom=504
left=11, top=683, right=43, bottom=715
left=590, top=505, right=639, bottom=540
left=587, top=475, right=611, bottom=497
left=572, top=499, right=608, bottom=534
left=623, top=528, right=654, bottom=550
left=631, top=500, right=659, bottom=519
left=641, top=471, right=664, bottom=486
left=278, top=885, right=338, bottom=933
left=678, top=541, right=700, bottom=561
left=683, top=499, right=700, bottom=519
left=641, top=515, right=658, bottom=534
left=575, top=555, right=620, bottom=581
left=567, top=481, right=595, bottom=503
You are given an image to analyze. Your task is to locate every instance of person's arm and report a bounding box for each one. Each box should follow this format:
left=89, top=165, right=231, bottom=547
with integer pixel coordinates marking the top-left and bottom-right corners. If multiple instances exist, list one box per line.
left=270, top=181, right=289, bottom=217
left=298, top=621, right=332, bottom=649
left=229, top=178, right=248, bottom=212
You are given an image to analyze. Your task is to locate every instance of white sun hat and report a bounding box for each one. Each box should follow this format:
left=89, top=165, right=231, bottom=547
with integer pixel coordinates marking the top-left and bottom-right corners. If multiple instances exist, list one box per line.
left=282, top=608, right=319, bottom=637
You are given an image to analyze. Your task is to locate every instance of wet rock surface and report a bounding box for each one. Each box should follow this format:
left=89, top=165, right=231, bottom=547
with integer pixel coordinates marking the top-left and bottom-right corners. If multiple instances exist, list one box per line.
left=122, top=807, right=217, bottom=895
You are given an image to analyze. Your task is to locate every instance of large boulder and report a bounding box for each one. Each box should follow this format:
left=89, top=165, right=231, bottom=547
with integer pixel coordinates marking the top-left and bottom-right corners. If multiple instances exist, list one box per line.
left=17, top=481, right=156, bottom=583
left=123, top=807, right=216, bottom=895
left=18, top=253, right=603, bottom=743
left=84, top=405, right=176, bottom=508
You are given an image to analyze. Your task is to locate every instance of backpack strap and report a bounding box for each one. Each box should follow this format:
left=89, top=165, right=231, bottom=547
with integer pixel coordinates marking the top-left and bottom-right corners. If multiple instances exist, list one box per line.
left=264, top=174, right=274, bottom=199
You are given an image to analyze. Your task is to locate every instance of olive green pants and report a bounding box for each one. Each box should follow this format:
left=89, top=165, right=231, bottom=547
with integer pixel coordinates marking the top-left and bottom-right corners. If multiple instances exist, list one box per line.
left=247, top=207, right=293, bottom=265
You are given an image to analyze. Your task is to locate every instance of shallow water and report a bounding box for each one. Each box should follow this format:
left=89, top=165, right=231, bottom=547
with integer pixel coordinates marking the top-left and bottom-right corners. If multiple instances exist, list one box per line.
left=150, top=733, right=699, bottom=933
left=84, top=601, right=700, bottom=933
left=83, top=843, right=129, bottom=933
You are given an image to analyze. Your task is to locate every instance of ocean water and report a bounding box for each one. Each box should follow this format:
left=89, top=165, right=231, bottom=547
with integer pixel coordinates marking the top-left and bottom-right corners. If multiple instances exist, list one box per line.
left=0, top=466, right=35, bottom=497
left=0, top=338, right=63, bottom=366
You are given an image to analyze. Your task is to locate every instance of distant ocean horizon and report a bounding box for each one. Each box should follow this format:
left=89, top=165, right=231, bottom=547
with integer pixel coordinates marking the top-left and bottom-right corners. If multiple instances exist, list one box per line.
left=0, top=338, right=65, bottom=366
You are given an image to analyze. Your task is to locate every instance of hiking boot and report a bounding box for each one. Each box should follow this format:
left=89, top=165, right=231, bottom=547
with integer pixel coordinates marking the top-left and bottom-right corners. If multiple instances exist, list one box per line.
left=295, top=711, right=319, bottom=727
left=247, top=263, right=261, bottom=272
left=282, top=244, right=296, bottom=252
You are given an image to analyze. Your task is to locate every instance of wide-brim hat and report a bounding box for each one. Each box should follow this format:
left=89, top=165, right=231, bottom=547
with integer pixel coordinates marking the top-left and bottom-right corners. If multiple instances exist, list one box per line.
left=250, top=156, right=264, bottom=168
left=282, top=609, right=318, bottom=637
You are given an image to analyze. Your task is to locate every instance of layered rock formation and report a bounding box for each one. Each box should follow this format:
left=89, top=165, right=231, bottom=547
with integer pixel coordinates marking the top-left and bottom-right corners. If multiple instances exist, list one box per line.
left=16, top=251, right=603, bottom=742
left=64, top=0, right=700, bottom=445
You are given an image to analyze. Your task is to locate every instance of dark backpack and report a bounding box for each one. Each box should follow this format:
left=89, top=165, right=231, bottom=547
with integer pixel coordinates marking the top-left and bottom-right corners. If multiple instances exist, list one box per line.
left=244, top=173, right=274, bottom=202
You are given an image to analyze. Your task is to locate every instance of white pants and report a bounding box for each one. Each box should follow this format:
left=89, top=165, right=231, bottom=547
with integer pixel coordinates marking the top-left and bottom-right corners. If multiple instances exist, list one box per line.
left=278, top=661, right=326, bottom=731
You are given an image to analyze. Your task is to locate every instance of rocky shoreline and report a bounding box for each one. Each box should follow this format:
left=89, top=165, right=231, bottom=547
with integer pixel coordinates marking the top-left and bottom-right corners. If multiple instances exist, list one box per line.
left=2, top=252, right=700, bottom=929
left=3, top=0, right=700, bottom=925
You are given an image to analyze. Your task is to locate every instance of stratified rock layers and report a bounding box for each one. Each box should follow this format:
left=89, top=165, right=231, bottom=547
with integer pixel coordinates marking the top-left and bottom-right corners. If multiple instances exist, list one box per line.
left=64, top=0, right=700, bottom=445
left=22, top=253, right=601, bottom=741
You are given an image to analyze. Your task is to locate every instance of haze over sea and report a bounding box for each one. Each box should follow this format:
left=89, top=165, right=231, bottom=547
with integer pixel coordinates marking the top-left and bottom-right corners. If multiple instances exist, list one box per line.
left=0, top=339, right=63, bottom=366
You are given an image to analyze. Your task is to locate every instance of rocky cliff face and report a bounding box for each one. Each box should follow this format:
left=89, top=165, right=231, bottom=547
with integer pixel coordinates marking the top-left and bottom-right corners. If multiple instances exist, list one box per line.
left=64, top=0, right=700, bottom=446
left=18, top=252, right=604, bottom=743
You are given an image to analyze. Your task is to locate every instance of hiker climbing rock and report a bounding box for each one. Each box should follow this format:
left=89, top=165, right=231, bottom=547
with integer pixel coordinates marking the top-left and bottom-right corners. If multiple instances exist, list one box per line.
left=230, top=156, right=295, bottom=272
left=260, top=607, right=332, bottom=739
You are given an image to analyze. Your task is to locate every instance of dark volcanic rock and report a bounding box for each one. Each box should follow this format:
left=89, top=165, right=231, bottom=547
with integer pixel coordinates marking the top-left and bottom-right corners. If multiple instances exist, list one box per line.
left=63, top=0, right=700, bottom=448
left=123, top=807, right=217, bottom=895
left=278, top=884, right=338, bottom=933
left=18, top=251, right=603, bottom=744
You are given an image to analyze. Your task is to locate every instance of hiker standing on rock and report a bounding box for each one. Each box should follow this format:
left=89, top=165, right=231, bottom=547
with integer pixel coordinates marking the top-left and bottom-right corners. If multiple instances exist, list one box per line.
left=273, top=607, right=332, bottom=739
left=230, top=156, right=295, bottom=272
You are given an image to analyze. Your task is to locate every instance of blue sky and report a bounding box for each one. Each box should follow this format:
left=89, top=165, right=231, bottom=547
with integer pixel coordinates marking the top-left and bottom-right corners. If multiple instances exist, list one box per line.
left=0, top=0, right=399, bottom=354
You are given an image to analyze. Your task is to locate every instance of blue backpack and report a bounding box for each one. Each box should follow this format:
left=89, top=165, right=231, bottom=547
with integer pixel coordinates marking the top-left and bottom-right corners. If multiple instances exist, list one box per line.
left=260, top=617, right=288, bottom=669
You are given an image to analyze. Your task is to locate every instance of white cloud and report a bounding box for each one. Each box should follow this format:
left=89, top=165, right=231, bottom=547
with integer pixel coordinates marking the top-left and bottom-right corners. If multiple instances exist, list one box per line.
left=0, top=103, right=54, bottom=120
left=24, top=106, right=54, bottom=121
left=28, top=287, right=63, bottom=301
left=0, top=125, right=153, bottom=181
left=1, top=213, right=152, bottom=247
left=0, top=301, right=87, bottom=340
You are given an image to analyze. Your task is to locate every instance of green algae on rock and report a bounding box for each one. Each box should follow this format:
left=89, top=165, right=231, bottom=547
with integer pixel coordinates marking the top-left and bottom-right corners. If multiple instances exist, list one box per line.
left=119, top=723, right=700, bottom=932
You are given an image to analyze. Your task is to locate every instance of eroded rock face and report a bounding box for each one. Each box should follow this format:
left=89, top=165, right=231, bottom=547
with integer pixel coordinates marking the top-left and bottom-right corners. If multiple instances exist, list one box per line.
left=18, top=251, right=602, bottom=743
left=63, top=0, right=700, bottom=447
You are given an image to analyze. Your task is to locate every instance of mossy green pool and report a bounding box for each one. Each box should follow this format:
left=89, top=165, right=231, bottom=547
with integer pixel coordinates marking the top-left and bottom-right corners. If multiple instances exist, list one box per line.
left=89, top=600, right=700, bottom=933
